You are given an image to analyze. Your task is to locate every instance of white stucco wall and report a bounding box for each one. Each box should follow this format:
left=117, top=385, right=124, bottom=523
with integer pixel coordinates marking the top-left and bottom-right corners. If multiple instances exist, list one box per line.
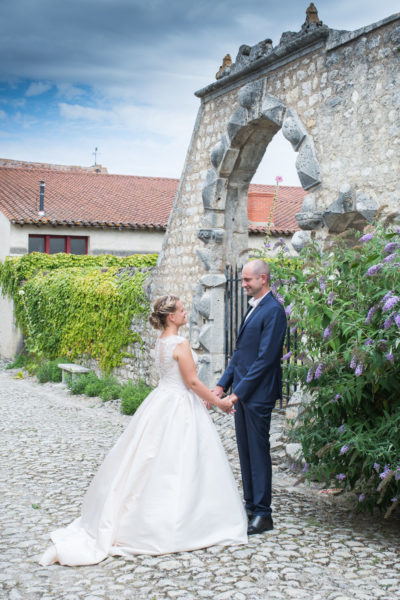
left=8, top=224, right=164, bottom=256
left=0, top=212, right=11, bottom=261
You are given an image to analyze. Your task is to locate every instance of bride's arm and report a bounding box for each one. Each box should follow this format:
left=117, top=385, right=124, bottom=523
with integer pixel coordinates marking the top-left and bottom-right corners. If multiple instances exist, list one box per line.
left=173, top=341, right=235, bottom=413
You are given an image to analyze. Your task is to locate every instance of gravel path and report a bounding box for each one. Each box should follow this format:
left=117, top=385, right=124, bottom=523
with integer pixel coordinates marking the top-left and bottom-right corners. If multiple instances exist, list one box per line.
left=0, top=367, right=399, bottom=600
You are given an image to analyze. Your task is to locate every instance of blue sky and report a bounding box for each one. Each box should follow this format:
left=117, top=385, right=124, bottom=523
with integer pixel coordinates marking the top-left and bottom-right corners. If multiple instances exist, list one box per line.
left=0, top=0, right=399, bottom=185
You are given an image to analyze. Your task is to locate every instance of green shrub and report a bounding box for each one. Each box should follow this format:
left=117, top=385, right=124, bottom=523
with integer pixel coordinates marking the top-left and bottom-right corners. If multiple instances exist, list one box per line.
left=6, top=353, right=29, bottom=369
left=261, top=221, right=400, bottom=517
left=36, top=358, right=68, bottom=383
left=67, top=372, right=99, bottom=395
left=120, top=380, right=152, bottom=415
left=99, top=376, right=123, bottom=402
left=0, top=253, right=157, bottom=372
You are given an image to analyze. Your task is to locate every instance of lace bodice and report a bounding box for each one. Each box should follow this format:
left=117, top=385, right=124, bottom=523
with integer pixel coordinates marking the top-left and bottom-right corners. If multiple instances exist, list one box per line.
left=154, top=335, right=196, bottom=388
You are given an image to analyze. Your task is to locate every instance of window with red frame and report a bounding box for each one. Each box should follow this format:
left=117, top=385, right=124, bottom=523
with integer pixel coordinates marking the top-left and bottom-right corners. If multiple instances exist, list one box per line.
left=28, top=235, right=88, bottom=255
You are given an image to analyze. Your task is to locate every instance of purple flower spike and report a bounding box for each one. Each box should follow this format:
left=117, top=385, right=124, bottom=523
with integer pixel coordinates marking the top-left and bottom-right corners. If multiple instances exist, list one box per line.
left=350, top=356, right=357, bottom=370
left=340, top=445, right=350, bottom=455
left=282, top=351, right=293, bottom=361
left=302, top=462, right=309, bottom=474
left=314, top=364, right=323, bottom=379
left=358, top=493, right=365, bottom=502
left=385, top=353, right=394, bottom=363
left=384, top=242, right=400, bottom=254
left=327, top=291, right=335, bottom=306
left=323, top=326, right=331, bottom=340
left=335, top=394, right=342, bottom=401
left=319, top=277, right=326, bottom=292
left=384, top=317, right=393, bottom=330
left=373, top=463, right=380, bottom=472
left=285, top=303, right=293, bottom=316
left=336, top=473, right=346, bottom=482
left=365, top=306, right=377, bottom=323
left=338, top=424, right=345, bottom=434
left=306, top=368, right=313, bottom=383
left=360, top=233, right=374, bottom=242
left=355, top=363, right=363, bottom=377
left=276, top=292, right=284, bottom=305
left=395, top=314, right=400, bottom=328
left=379, top=465, right=391, bottom=480
left=366, top=264, right=383, bottom=276
left=382, top=296, right=399, bottom=312
left=384, top=253, right=396, bottom=263
left=395, top=469, right=400, bottom=481
left=290, top=325, right=298, bottom=334
left=364, top=338, right=374, bottom=346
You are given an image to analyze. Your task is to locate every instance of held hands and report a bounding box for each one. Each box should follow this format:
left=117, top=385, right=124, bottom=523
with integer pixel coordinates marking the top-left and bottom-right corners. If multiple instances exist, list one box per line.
left=211, top=389, right=238, bottom=414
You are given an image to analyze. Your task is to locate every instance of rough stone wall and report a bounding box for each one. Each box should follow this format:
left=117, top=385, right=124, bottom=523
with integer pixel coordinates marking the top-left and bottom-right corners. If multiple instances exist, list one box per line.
left=149, top=10, right=400, bottom=387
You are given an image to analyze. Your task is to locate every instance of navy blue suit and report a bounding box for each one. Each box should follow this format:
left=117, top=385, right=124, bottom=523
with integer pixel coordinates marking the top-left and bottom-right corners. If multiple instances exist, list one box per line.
left=217, top=292, right=287, bottom=517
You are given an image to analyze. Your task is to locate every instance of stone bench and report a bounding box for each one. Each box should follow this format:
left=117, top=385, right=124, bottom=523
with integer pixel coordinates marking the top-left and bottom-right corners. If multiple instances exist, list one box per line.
left=58, top=363, right=91, bottom=385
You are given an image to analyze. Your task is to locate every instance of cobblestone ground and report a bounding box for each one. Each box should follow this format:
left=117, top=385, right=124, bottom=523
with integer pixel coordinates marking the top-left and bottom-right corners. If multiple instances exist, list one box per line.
left=0, top=366, right=399, bottom=600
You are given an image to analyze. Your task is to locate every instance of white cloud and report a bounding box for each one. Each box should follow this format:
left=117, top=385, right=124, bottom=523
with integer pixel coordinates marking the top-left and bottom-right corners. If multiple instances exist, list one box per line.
left=25, top=81, right=52, bottom=97
left=59, top=103, right=112, bottom=123
left=0, top=109, right=6, bottom=119
left=56, top=83, right=86, bottom=100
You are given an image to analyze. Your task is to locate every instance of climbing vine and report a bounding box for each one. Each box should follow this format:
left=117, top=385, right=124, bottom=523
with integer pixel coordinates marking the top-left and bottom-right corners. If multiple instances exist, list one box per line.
left=0, top=253, right=157, bottom=372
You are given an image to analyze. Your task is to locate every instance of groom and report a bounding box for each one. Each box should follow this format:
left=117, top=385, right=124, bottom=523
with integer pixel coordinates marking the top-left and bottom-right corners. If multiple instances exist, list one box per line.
left=213, top=259, right=287, bottom=535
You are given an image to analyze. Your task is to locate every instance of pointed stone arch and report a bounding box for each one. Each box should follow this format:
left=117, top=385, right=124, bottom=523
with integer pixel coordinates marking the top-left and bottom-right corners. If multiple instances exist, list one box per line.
left=192, top=82, right=322, bottom=385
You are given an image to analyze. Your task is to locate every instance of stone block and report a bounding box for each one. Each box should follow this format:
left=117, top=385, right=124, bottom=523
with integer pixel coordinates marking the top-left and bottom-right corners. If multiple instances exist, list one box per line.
left=282, top=109, right=307, bottom=151
left=199, top=323, right=223, bottom=353
left=210, top=137, right=228, bottom=169
left=196, top=247, right=223, bottom=272
left=301, top=193, right=316, bottom=212
left=197, top=228, right=224, bottom=244
left=218, top=147, right=240, bottom=178
left=291, top=230, right=311, bottom=252
left=226, top=107, right=248, bottom=146
left=194, top=292, right=211, bottom=319
left=260, top=94, right=287, bottom=127
left=201, top=177, right=228, bottom=211
left=356, top=193, right=378, bottom=223
left=295, top=139, right=321, bottom=190
left=295, top=211, right=323, bottom=230
left=200, top=273, right=226, bottom=288
left=238, top=81, right=264, bottom=109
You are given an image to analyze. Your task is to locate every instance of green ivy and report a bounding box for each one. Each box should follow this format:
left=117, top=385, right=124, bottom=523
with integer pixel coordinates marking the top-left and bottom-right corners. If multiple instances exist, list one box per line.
left=0, top=252, right=157, bottom=372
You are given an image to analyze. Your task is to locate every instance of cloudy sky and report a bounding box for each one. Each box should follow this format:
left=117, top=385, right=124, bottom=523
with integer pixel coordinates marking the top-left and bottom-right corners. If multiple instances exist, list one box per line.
left=0, top=0, right=398, bottom=185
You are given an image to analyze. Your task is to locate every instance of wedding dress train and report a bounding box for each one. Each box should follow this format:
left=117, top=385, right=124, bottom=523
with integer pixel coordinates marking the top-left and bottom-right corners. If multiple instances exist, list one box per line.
left=39, top=335, right=247, bottom=565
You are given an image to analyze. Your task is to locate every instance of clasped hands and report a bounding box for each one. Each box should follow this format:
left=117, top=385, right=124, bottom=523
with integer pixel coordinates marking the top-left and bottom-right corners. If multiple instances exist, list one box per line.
left=206, top=385, right=238, bottom=414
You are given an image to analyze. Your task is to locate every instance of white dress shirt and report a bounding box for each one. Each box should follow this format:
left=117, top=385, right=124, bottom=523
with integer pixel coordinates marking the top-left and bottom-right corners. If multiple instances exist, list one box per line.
left=244, top=291, right=270, bottom=321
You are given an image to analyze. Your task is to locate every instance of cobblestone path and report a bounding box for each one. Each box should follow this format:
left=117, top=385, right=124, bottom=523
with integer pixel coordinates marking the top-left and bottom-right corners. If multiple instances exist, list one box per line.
left=0, top=367, right=399, bottom=600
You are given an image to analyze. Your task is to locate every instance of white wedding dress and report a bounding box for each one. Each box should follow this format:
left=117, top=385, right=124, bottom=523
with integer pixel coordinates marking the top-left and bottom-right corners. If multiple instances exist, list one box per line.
left=40, top=335, right=247, bottom=566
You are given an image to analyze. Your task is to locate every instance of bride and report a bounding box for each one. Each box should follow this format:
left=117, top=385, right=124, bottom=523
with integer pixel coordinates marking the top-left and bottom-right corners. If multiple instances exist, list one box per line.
left=40, top=295, right=247, bottom=566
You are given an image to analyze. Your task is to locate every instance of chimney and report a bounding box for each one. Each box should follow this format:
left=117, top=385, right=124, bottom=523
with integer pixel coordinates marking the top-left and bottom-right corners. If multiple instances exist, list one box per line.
left=38, top=180, right=45, bottom=216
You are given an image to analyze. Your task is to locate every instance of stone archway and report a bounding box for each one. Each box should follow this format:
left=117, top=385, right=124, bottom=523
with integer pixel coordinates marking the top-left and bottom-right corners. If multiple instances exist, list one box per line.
left=191, top=83, right=321, bottom=385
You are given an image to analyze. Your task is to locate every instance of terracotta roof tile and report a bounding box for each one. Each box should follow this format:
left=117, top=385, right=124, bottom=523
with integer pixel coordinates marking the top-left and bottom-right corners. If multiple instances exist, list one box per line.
left=0, top=165, right=305, bottom=233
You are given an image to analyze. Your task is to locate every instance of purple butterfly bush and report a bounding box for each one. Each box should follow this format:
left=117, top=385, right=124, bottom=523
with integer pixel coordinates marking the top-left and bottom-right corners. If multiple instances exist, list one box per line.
left=338, top=424, right=346, bottom=434
left=366, top=263, right=383, bottom=276
left=306, top=368, right=314, bottom=383
left=384, top=242, right=400, bottom=254
left=379, top=465, right=391, bottom=480
left=319, top=277, right=326, bottom=292
left=314, top=364, right=324, bottom=379
left=282, top=351, right=293, bottom=361
left=395, top=314, right=400, bottom=328
left=340, top=445, right=350, bottom=455
left=395, top=468, right=400, bottom=481
left=384, top=317, right=393, bottom=330
left=355, top=363, right=363, bottom=377
left=360, top=233, right=374, bottom=243
left=385, top=353, right=394, bottom=363
left=382, top=296, right=399, bottom=312
left=336, top=473, right=346, bottom=482
left=358, top=493, right=365, bottom=502
left=327, top=291, right=336, bottom=306
left=285, top=303, right=293, bottom=317
left=350, top=355, right=357, bottom=369
left=334, top=394, right=342, bottom=402
left=365, top=305, right=377, bottom=323
left=364, top=338, right=374, bottom=346
left=323, top=326, right=331, bottom=340
left=384, top=253, right=397, bottom=263
left=373, top=463, right=380, bottom=472
left=302, top=462, right=309, bottom=474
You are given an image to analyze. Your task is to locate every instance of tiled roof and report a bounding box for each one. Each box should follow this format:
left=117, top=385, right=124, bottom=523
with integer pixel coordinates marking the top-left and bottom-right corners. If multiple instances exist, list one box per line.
left=0, top=163, right=305, bottom=233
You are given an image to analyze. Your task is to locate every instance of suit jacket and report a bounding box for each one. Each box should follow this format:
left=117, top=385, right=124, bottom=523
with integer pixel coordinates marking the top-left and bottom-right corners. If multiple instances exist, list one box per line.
left=218, top=292, right=287, bottom=406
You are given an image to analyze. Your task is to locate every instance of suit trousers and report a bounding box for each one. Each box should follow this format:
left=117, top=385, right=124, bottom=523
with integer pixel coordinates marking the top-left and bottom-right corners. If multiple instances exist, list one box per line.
left=234, top=399, right=273, bottom=517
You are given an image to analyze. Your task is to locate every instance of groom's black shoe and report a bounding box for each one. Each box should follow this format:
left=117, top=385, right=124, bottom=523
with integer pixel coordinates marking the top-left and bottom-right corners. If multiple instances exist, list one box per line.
left=247, top=515, right=273, bottom=536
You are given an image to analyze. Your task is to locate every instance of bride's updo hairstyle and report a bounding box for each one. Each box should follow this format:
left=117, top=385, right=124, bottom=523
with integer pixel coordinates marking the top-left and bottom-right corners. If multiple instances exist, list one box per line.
left=149, top=295, right=180, bottom=330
